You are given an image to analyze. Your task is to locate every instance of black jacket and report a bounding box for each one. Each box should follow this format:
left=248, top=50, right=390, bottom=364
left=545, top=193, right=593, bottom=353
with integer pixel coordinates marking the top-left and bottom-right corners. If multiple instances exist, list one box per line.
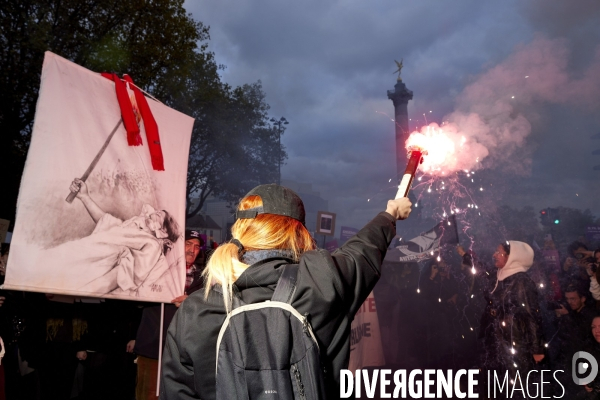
left=160, top=212, right=397, bottom=400
left=480, top=272, right=545, bottom=370
left=557, top=305, right=596, bottom=363
left=133, top=265, right=205, bottom=359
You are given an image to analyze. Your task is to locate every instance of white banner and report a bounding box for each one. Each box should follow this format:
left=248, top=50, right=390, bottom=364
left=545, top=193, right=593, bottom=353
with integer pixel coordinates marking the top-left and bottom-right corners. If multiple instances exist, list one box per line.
left=4, top=52, right=194, bottom=303
left=348, top=291, right=385, bottom=370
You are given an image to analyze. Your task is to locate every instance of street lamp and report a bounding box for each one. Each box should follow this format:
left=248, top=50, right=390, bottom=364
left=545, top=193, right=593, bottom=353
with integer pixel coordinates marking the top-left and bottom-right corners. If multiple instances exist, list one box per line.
left=270, top=116, right=288, bottom=185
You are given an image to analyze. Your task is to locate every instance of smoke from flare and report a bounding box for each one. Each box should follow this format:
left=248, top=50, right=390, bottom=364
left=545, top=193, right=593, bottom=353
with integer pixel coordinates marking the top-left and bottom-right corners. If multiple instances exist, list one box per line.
left=406, top=37, right=600, bottom=176
left=405, top=123, right=489, bottom=175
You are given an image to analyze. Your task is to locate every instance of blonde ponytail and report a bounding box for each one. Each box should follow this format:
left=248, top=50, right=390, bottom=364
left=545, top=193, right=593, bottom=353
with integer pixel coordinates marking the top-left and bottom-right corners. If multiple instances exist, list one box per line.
left=203, top=195, right=315, bottom=312
left=202, top=242, right=248, bottom=312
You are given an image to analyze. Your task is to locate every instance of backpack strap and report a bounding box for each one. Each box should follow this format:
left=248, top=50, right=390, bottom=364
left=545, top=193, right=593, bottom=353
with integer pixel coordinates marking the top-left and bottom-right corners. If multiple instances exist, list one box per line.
left=271, top=264, right=298, bottom=304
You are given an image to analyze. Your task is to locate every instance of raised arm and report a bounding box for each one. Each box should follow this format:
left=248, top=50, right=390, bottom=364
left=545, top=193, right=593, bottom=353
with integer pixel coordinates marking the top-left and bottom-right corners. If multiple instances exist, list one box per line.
left=70, top=178, right=105, bottom=223
left=327, top=197, right=412, bottom=314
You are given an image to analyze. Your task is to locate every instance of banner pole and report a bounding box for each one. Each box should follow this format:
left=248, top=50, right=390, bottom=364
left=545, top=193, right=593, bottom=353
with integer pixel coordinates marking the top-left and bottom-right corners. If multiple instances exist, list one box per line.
left=156, top=303, right=165, bottom=397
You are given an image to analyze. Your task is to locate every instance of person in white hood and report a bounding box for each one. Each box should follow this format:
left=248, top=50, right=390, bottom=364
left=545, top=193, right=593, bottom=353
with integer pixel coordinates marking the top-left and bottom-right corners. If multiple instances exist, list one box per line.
left=492, top=241, right=534, bottom=288
left=480, top=241, right=545, bottom=384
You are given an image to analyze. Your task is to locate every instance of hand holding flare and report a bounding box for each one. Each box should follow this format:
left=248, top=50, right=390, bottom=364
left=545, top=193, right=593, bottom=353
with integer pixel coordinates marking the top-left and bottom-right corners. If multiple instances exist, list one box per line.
left=395, top=146, right=426, bottom=199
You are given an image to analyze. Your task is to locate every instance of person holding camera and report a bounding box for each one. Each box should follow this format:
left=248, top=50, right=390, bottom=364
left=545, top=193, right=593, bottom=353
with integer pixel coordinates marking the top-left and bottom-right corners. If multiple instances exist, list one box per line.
left=567, top=241, right=600, bottom=302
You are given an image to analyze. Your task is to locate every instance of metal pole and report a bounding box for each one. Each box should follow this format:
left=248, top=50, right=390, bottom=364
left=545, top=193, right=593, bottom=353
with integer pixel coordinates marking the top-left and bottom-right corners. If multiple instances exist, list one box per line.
left=278, top=123, right=281, bottom=186
left=270, top=117, right=287, bottom=186
left=156, top=302, right=165, bottom=396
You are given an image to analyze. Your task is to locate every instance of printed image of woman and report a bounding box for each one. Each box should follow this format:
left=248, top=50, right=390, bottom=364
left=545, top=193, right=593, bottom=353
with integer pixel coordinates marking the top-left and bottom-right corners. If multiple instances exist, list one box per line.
left=26, top=178, right=181, bottom=297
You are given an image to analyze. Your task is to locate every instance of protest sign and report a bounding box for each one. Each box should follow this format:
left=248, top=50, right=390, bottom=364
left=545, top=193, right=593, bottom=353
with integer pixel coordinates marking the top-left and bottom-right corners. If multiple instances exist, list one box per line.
left=325, top=239, right=339, bottom=252
left=4, top=52, right=194, bottom=302
left=587, top=226, right=600, bottom=243
left=542, top=249, right=561, bottom=273
left=316, top=211, right=336, bottom=236
left=348, top=291, right=385, bottom=370
left=340, top=226, right=359, bottom=244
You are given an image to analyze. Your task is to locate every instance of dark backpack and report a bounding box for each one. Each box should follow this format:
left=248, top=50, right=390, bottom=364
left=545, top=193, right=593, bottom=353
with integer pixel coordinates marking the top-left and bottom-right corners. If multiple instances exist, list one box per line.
left=215, top=264, right=327, bottom=400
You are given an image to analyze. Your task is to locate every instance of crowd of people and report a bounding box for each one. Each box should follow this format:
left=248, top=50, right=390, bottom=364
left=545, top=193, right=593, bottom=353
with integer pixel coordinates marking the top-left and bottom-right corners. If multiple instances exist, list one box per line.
left=0, top=230, right=209, bottom=400
left=375, top=237, right=600, bottom=398
left=1, top=189, right=600, bottom=399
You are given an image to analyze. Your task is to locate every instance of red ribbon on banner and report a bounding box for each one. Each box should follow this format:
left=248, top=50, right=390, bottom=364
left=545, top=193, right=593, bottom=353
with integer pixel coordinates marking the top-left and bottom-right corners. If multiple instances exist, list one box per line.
left=101, top=72, right=165, bottom=171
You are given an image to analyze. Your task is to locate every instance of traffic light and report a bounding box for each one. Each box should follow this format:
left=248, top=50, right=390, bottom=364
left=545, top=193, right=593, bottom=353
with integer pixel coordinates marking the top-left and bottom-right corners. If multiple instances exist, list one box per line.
left=540, top=209, right=550, bottom=226
left=540, top=208, right=560, bottom=226
left=548, top=208, right=560, bottom=224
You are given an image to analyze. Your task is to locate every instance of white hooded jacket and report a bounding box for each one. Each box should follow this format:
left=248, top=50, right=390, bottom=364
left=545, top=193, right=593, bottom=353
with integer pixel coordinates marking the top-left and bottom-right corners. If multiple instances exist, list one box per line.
left=491, top=240, right=534, bottom=293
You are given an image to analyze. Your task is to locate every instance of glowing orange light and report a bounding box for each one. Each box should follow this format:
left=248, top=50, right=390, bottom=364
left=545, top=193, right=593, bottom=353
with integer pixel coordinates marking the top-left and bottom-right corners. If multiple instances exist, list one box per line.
left=404, top=122, right=488, bottom=175
left=405, top=124, right=456, bottom=174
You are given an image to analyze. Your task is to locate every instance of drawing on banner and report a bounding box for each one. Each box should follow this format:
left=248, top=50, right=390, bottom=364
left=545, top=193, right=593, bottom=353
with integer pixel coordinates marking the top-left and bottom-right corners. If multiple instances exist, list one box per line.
left=58, top=178, right=180, bottom=294
left=3, top=52, right=194, bottom=303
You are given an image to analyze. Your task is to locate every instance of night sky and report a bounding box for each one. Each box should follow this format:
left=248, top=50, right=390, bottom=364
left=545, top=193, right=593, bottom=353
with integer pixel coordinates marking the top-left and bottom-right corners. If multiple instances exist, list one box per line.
left=184, top=1, right=600, bottom=233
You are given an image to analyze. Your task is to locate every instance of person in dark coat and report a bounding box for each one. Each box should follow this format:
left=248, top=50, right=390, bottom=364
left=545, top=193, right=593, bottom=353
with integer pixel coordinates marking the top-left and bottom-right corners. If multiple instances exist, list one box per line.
left=479, top=241, right=545, bottom=395
left=552, top=284, right=597, bottom=397
left=580, top=316, right=600, bottom=399
left=160, top=184, right=412, bottom=400
left=73, top=299, right=139, bottom=400
left=555, top=285, right=596, bottom=362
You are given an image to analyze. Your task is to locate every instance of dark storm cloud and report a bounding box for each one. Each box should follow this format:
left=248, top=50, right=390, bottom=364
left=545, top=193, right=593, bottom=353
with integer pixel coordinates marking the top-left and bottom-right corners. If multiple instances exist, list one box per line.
left=184, top=1, right=600, bottom=231
left=521, top=0, right=600, bottom=58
